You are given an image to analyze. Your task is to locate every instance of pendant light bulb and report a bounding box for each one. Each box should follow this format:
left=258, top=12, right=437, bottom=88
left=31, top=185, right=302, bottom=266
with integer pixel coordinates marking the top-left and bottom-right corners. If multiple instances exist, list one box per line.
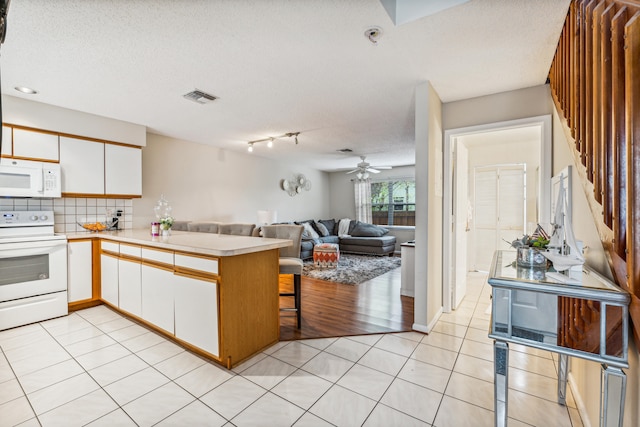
left=248, top=143, right=254, bottom=153
left=267, top=138, right=273, bottom=148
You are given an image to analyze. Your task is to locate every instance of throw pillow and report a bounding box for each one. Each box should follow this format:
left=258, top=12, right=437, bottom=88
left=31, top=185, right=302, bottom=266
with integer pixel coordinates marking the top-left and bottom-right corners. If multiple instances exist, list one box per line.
left=301, top=222, right=320, bottom=240
left=296, top=219, right=322, bottom=235
left=314, top=221, right=330, bottom=237
left=350, top=222, right=389, bottom=237
left=318, top=219, right=337, bottom=235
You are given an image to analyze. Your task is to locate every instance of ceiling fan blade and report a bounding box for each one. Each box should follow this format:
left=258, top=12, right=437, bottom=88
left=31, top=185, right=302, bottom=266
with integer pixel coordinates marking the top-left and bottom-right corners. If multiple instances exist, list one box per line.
left=367, top=168, right=382, bottom=174
left=374, top=166, right=392, bottom=170
left=345, top=169, right=359, bottom=174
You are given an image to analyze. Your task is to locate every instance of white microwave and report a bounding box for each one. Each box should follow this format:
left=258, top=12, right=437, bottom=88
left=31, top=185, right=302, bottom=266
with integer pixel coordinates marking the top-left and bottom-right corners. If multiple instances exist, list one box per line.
left=0, top=158, right=61, bottom=198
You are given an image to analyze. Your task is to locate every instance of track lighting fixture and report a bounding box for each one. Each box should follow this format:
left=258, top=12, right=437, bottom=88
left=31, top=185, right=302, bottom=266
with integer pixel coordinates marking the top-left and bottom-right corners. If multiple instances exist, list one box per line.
left=247, top=132, right=301, bottom=152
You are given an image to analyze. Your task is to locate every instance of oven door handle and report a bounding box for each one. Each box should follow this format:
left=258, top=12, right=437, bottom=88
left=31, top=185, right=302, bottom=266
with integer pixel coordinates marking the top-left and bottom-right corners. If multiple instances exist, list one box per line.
left=0, top=240, right=67, bottom=255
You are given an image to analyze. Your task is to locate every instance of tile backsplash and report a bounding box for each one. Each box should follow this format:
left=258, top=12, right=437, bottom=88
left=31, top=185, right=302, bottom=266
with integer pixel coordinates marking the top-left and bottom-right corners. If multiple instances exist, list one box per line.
left=0, top=197, right=134, bottom=233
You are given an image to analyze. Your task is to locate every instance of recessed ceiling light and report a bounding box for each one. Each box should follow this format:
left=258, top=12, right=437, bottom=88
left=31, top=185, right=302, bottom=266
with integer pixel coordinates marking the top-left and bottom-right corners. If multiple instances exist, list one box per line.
left=14, top=86, right=38, bottom=95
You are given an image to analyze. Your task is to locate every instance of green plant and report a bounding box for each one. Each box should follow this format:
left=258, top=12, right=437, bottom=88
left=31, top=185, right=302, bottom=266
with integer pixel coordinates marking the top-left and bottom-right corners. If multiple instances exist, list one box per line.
left=159, top=216, right=174, bottom=230
left=509, top=234, right=549, bottom=249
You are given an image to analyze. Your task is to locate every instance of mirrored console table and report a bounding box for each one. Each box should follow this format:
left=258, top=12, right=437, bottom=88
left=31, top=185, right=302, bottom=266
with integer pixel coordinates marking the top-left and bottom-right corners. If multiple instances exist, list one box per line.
left=487, top=250, right=630, bottom=427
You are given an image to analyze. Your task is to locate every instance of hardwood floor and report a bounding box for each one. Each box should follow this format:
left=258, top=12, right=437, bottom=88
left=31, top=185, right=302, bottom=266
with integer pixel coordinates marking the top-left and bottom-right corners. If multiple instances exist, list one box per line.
left=279, top=267, right=414, bottom=341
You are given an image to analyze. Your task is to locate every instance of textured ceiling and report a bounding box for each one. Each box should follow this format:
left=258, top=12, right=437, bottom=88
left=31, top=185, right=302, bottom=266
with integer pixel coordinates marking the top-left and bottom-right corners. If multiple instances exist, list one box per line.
left=0, top=0, right=570, bottom=172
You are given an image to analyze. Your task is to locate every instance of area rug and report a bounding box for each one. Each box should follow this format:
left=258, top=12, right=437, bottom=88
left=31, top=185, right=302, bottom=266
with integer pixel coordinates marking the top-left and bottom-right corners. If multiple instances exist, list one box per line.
left=302, top=254, right=401, bottom=285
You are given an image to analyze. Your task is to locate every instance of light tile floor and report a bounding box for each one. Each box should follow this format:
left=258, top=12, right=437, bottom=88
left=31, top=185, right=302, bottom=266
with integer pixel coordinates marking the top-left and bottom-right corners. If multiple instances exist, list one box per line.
left=0, top=272, right=584, bottom=426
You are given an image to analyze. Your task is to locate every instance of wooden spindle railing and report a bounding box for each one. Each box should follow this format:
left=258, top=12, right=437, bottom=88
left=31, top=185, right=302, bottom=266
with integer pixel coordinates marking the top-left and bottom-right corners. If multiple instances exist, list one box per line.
left=548, top=0, right=640, bottom=344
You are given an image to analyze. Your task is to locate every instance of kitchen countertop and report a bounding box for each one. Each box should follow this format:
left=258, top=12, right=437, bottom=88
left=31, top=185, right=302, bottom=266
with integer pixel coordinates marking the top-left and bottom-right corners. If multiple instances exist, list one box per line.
left=65, top=229, right=292, bottom=257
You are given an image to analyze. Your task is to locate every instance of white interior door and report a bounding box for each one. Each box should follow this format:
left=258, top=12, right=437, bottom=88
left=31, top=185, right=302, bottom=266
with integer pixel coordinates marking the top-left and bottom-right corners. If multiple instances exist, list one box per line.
left=473, top=165, right=526, bottom=271
left=452, top=143, right=469, bottom=308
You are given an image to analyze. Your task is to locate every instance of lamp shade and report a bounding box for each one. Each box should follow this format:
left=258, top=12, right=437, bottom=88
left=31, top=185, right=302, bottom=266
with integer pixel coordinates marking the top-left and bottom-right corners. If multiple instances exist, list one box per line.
left=257, top=210, right=277, bottom=225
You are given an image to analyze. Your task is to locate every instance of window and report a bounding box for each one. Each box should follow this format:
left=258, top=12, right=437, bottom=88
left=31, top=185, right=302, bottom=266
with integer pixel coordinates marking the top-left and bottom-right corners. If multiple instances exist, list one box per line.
left=371, top=179, right=415, bottom=226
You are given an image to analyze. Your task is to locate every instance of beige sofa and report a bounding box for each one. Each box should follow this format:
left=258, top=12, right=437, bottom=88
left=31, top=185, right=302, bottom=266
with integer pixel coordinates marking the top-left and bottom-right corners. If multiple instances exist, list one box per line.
left=171, top=221, right=255, bottom=236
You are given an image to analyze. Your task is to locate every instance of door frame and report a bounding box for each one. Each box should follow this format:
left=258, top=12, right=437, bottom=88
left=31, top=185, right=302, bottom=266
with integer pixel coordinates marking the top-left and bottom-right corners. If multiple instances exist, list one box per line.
left=442, top=115, right=552, bottom=312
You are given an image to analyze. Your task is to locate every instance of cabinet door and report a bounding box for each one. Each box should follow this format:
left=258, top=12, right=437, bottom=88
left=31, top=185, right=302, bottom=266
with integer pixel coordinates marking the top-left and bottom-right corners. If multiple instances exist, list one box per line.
left=12, top=129, right=59, bottom=161
left=118, top=258, right=142, bottom=317
left=59, top=136, right=105, bottom=194
left=1, top=126, right=12, bottom=156
left=105, top=144, right=142, bottom=196
left=100, top=253, right=119, bottom=306
left=174, top=273, right=219, bottom=356
left=141, top=264, right=174, bottom=334
left=68, top=241, right=93, bottom=302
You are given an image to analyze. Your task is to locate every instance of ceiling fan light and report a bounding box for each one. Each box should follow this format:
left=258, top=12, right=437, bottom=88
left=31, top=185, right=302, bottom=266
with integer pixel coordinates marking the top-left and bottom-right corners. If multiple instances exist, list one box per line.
left=267, top=138, right=273, bottom=148
left=363, top=172, right=369, bottom=179
left=356, top=172, right=363, bottom=180
left=248, top=143, right=254, bottom=153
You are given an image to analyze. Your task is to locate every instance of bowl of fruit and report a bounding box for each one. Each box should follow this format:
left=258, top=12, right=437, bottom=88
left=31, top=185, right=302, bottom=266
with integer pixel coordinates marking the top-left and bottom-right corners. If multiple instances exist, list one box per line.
left=78, top=222, right=108, bottom=232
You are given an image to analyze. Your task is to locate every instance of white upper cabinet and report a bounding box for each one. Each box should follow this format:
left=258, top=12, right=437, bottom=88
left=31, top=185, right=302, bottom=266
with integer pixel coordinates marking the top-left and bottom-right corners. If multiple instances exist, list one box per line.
left=12, top=128, right=59, bottom=161
left=105, top=144, right=142, bottom=196
left=1, top=126, right=12, bottom=156
left=59, top=136, right=105, bottom=194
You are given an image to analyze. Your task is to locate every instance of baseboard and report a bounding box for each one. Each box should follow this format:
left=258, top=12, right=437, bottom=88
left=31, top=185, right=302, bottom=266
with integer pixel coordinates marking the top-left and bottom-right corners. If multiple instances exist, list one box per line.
left=412, top=306, right=443, bottom=334
left=568, top=372, right=591, bottom=427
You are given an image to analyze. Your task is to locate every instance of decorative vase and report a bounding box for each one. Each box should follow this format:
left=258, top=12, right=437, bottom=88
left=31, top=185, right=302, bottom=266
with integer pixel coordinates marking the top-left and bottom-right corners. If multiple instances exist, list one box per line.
left=516, top=246, right=547, bottom=268
left=161, top=228, right=171, bottom=237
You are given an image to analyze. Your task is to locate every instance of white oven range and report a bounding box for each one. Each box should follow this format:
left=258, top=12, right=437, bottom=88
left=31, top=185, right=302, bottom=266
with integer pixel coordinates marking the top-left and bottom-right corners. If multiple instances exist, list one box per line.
left=0, top=210, right=68, bottom=330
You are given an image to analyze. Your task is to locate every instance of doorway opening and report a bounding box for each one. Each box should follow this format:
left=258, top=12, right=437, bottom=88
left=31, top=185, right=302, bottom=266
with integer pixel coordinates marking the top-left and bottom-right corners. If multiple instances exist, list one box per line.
left=443, top=115, right=552, bottom=312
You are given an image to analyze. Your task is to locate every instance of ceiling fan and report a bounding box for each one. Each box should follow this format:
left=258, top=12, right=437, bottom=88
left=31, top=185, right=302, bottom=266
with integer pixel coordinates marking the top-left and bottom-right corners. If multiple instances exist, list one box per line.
left=345, top=156, right=391, bottom=179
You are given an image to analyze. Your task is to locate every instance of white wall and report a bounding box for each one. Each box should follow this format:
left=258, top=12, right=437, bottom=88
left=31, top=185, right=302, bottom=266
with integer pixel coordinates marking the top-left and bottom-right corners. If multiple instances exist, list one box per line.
left=413, top=81, right=444, bottom=333
left=2, top=95, right=146, bottom=146
left=443, top=85, right=553, bottom=130
left=552, top=106, right=639, bottom=427
left=133, top=133, right=331, bottom=228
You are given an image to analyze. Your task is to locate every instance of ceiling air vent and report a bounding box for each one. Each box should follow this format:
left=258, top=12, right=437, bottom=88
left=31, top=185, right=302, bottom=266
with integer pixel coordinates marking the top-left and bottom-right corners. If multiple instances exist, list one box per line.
left=337, top=148, right=353, bottom=153
left=183, top=89, right=217, bottom=104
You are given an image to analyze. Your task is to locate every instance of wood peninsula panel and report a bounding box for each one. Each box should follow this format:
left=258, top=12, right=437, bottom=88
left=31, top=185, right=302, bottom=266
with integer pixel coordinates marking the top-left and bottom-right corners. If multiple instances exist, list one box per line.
left=218, top=249, right=280, bottom=368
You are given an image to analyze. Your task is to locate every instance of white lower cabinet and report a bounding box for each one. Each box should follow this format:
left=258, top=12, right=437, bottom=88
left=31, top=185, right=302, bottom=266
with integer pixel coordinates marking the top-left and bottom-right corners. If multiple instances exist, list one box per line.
left=141, top=264, right=174, bottom=334
left=99, top=247, right=220, bottom=357
left=100, top=254, right=119, bottom=306
left=68, top=241, right=93, bottom=302
left=174, top=273, right=219, bottom=357
left=118, top=258, right=142, bottom=317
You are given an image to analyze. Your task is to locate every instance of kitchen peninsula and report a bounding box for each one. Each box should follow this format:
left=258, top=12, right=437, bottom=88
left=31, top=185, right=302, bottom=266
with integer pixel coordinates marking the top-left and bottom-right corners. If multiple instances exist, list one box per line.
left=66, top=230, right=292, bottom=369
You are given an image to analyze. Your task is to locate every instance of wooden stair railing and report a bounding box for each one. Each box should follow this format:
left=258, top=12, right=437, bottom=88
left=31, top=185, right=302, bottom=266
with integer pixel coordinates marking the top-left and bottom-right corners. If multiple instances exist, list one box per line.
left=558, top=296, right=624, bottom=357
left=548, top=0, right=640, bottom=345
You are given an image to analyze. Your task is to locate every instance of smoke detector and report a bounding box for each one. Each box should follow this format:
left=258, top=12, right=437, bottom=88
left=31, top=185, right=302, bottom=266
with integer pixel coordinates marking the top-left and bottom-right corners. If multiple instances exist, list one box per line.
left=364, top=27, right=383, bottom=44
left=183, top=89, right=218, bottom=104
